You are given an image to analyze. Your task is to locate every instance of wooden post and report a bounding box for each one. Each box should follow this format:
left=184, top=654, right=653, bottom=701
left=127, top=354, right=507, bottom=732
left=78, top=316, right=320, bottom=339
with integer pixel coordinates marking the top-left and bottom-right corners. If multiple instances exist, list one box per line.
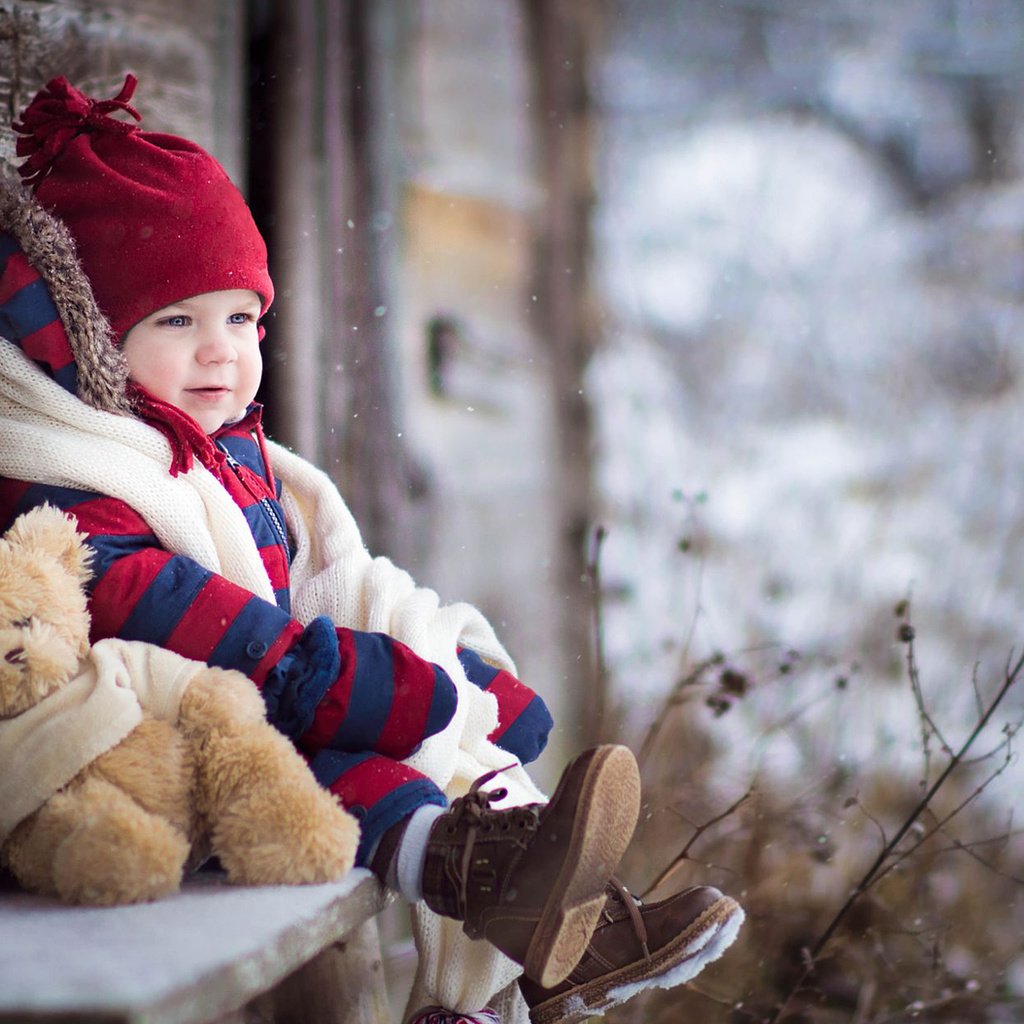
left=243, top=919, right=391, bottom=1024
left=524, top=0, right=607, bottom=748
left=255, top=0, right=420, bottom=565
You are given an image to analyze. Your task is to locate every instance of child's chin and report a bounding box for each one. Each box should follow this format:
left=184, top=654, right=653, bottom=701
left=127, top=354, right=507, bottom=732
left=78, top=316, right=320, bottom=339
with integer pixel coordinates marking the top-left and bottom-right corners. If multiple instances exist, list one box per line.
left=182, top=404, right=231, bottom=433
left=189, top=410, right=230, bottom=434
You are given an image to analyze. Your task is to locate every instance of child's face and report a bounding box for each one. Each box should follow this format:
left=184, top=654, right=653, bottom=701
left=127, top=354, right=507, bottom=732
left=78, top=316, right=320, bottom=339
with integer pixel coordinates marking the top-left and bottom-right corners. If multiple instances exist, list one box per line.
left=122, top=289, right=263, bottom=434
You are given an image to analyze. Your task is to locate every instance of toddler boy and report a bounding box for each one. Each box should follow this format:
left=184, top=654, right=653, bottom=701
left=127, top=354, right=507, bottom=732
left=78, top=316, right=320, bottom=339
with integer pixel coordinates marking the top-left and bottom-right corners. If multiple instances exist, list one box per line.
left=0, top=75, right=743, bottom=1023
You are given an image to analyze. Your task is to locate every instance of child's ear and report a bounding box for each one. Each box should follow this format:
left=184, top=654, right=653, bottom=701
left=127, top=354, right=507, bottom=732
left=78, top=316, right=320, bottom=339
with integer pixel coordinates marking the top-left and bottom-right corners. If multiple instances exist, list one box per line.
left=4, top=504, right=94, bottom=586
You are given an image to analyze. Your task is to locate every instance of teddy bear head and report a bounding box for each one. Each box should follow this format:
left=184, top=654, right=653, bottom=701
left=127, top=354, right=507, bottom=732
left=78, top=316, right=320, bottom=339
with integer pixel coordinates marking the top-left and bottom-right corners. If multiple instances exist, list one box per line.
left=0, top=505, right=94, bottom=718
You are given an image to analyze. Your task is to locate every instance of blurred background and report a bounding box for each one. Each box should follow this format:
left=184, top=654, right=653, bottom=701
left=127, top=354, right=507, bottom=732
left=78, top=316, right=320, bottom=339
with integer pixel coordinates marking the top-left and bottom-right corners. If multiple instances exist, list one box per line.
left=2, top=1, right=1022, bottom=1020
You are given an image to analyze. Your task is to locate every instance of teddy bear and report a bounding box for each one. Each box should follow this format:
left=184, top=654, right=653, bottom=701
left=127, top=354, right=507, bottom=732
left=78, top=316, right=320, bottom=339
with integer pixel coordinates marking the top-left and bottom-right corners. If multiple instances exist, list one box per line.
left=0, top=504, right=360, bottom=905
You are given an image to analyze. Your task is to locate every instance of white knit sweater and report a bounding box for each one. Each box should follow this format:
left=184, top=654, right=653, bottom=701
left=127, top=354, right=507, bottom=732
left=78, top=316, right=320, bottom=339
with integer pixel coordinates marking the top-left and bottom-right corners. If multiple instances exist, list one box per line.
left=0, top=339, right=540, bottom=1020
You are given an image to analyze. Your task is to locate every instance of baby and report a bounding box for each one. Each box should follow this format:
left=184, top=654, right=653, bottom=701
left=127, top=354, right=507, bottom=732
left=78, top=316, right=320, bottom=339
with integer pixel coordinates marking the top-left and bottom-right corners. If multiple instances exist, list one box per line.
left=0, top=75, right=743, bottom=1023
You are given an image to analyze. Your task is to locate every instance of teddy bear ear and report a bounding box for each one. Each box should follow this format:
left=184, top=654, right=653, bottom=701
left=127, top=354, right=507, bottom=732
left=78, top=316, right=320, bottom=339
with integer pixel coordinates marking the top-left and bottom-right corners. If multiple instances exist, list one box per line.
left=3, top=504, right=93, bottom=585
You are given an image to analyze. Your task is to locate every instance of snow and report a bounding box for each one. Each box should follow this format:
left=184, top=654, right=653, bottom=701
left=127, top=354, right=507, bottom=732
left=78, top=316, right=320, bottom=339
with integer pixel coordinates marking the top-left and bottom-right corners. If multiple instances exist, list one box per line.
left=590, top=98, right=1024, bottom=806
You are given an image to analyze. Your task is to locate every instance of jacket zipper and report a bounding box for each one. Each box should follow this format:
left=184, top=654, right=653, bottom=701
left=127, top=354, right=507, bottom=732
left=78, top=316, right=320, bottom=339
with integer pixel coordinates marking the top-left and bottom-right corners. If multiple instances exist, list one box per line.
left=217, top=444, right=290, bottom=554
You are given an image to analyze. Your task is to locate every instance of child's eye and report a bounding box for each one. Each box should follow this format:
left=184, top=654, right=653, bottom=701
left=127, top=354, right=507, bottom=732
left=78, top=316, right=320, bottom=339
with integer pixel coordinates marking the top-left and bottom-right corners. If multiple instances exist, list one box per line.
left=159, top=315, right=190, bottom=328
left=228, top=312, right=256, bottom=326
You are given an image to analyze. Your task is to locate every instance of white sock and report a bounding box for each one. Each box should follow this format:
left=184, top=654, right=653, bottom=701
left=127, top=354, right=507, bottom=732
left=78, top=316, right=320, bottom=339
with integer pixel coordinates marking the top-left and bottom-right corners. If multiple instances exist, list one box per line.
left=395, top=804, right=445, bottom=903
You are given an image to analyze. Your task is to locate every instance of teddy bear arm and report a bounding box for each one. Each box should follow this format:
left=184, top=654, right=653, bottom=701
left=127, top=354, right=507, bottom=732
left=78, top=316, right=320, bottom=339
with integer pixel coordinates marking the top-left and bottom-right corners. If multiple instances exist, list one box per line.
left=177, top=667, right=267, bottom=739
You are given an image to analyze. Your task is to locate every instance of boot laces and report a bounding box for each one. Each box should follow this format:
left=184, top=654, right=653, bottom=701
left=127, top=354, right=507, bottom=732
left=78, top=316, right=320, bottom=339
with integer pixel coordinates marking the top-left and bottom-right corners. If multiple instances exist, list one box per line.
left=444, top=765, right=543, bottom=911
left=446, top=765, right=543, bottom=838
left=606, top=876, right=651, bottom=960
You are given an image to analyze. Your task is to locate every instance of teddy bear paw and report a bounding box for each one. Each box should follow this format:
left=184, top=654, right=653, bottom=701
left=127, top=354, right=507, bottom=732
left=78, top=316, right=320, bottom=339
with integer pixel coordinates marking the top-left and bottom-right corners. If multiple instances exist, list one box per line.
left=212, top=785, right=360, bottom=886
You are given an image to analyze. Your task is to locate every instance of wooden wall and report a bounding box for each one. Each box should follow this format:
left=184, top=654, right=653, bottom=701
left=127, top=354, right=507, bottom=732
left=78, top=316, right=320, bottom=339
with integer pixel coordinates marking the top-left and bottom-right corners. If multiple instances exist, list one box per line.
left=0, top=1, right=244, bottom=178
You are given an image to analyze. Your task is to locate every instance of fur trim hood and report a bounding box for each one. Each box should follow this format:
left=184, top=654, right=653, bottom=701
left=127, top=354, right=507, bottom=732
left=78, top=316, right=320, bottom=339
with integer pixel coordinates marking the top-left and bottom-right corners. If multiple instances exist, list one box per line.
left=0, top=166, right=131, bottom=414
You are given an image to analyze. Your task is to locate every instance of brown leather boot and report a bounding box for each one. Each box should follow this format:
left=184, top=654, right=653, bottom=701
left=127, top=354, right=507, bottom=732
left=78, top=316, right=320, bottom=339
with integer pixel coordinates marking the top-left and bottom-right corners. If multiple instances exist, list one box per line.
left=518, top=878, right=745, bottom=1023
left=421, top=745, right=641, bottom=989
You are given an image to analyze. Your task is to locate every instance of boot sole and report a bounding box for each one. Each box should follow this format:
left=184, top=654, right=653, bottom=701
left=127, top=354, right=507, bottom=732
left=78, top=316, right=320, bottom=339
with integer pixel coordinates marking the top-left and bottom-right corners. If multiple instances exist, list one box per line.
left=522, top=744, right=641, bottom=988
left=527, top=893, right=745, bottom=1024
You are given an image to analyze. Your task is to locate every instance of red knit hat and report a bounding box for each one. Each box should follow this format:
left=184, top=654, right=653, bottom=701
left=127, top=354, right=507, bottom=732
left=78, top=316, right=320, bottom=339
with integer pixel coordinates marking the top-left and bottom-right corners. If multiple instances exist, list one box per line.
left=14, top=74, right=274, bottom=339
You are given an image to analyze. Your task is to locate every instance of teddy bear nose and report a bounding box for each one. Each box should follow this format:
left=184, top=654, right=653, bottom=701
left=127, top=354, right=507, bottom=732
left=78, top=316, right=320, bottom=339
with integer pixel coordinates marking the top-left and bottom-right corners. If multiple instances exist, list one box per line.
left=4, top=648, right=25, bottom=664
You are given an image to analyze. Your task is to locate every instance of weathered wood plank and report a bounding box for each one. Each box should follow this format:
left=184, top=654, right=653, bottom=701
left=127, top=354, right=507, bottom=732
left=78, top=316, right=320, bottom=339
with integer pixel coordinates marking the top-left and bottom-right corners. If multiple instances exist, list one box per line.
left=0, top=868, right=390, bottom=1024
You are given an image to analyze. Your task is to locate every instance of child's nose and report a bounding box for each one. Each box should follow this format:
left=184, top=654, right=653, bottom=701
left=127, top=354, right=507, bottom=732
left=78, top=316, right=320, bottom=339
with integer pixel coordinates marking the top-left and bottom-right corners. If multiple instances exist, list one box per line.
left=197, top=327, right=237, bottom=363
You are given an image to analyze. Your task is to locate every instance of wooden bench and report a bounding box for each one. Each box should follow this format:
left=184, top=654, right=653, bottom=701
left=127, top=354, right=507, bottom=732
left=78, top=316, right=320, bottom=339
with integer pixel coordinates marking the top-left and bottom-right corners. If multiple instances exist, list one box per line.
left=0, top=868, right=394, bottom=1024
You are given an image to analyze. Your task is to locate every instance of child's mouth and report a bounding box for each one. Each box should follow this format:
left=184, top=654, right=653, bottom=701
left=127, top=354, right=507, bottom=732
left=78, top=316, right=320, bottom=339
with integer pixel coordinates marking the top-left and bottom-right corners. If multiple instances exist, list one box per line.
left=187, top=387, right=230, bottom=401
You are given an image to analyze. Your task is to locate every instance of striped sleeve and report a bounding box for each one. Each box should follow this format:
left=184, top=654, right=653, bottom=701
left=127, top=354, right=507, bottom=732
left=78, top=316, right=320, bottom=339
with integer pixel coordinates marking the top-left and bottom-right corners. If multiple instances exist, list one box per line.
left=298, top=629, right=458, bottom=760
left=0, top=479, right=301, bottom=686
left=457, top=647, right=553, bottom=765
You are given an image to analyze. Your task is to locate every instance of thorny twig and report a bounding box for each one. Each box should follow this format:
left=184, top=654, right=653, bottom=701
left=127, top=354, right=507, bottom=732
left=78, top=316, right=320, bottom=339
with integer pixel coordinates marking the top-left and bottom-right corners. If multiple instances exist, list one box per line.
left=872, top=730, right=1021, bottom=886
left=931, top=828, right=1024, bottom=884
left=767, top=642, right=1024, bottom=1024
left=643, top=785, right=756, bottom=897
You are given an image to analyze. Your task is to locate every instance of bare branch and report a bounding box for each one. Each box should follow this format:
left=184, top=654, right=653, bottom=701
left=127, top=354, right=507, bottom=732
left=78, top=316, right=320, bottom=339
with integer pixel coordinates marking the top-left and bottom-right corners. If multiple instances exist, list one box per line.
left=903, top=618, right=953, bottom=774
left=960, top=719, right=1020, bottom=767
left=870, top=987, right=986, bottom=1023
left=682, top=980, right=743, bottom=1009
left=766, top=646, right=1024, bottom=1024
left=586, top=523, right=610, bottom=746
left=846, top=794, right=890, bottom=852
left=931, top=831, right=1024, bottom=884
left=637, top=652, right=722, bottom=765
left=643, top=785, right=755, bottom=897
left=874, top=736, right=1021, bottom=884
left=971, top=661, right=985, bottom=719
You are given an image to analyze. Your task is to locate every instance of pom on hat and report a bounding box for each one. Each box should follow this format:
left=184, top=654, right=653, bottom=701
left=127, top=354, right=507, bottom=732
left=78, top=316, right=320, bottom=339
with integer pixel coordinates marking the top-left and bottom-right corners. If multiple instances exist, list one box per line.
left=13, top=75, right=273, bottom=339
left=14, top=74, right=142, bottom=188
